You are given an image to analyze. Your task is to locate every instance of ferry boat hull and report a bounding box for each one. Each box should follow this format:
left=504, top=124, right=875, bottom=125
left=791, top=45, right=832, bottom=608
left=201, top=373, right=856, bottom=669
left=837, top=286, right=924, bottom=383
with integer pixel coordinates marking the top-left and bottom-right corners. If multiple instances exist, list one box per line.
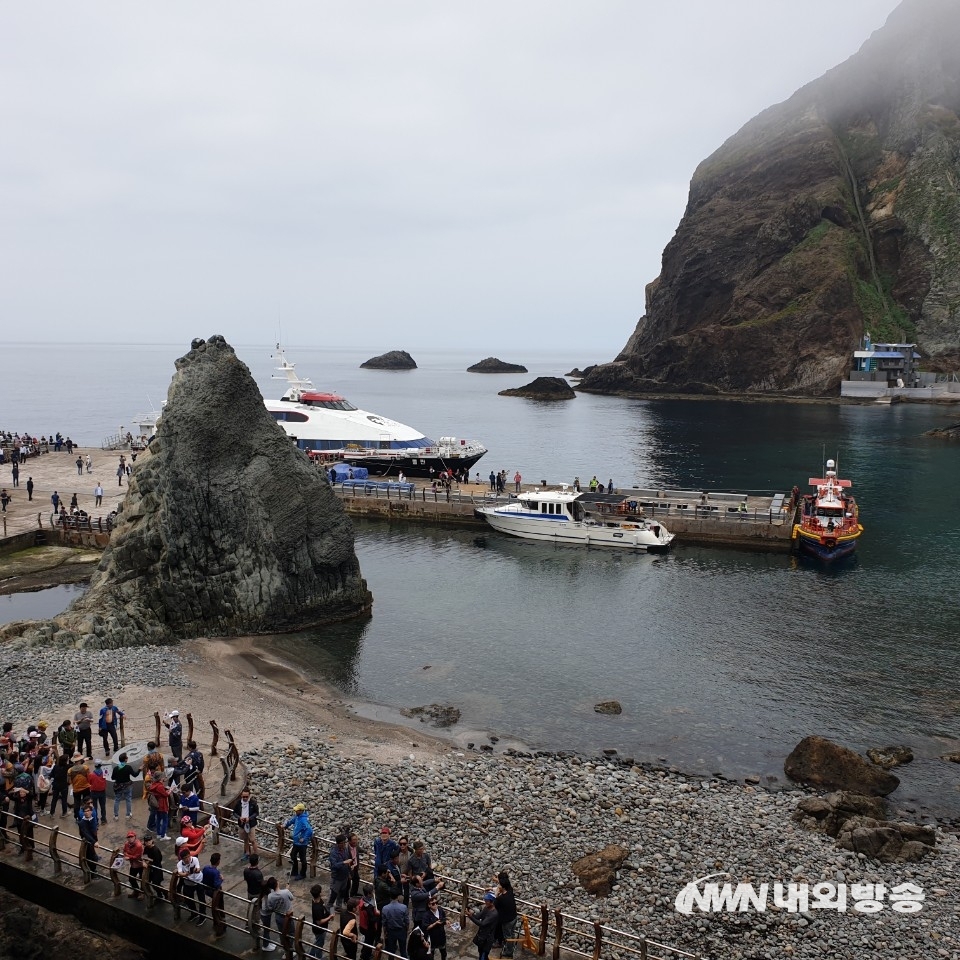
left=476, top=488, right=675, bottom=552
left=311, top=446, right=487, bottom=479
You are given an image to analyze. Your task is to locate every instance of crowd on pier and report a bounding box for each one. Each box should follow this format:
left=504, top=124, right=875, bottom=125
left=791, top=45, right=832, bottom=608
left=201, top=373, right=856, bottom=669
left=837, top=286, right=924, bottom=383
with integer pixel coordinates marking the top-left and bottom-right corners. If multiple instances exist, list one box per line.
left=0, top=700, right=519, bottom=960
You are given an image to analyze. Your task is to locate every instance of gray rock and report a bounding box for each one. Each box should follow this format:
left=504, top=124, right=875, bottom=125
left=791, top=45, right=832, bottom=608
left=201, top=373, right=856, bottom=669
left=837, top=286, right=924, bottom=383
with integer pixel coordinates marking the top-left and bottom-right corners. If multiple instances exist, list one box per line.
left=866, top=745, right=914, bottom=769
left=593, top=701, right=623, bottom=715
left=360, top=350, right=417, bottom=370
left=498, top=377, right=576, bottom=401
left=1, top=336, right=371, bottom=648
left=467, top=358, right=528, bottom=373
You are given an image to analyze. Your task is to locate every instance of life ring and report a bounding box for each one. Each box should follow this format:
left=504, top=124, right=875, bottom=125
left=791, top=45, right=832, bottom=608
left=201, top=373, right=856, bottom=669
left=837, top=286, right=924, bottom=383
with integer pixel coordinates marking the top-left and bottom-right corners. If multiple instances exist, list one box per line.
left=825, top=537, right=837, bottom=549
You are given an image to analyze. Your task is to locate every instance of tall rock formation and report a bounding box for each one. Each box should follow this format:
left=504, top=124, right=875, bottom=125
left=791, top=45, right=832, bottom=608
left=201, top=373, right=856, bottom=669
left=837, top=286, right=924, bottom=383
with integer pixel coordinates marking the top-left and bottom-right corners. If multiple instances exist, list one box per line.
left=2, top=336, right=372, bottom=648
left=581, top=0, right=960, bottom=397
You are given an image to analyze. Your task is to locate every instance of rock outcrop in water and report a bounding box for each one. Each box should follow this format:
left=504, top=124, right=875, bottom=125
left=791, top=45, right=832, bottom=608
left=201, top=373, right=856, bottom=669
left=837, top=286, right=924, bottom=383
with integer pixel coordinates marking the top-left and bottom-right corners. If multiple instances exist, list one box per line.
left=0, top=336, right=372, bottom=649
left=360, top=350, right=417, bottom=370
left=467, top=357, right=528, bottom=373
left=580, top=0, right=960, bottom=397
left=498, top=377, right=576, bottom=400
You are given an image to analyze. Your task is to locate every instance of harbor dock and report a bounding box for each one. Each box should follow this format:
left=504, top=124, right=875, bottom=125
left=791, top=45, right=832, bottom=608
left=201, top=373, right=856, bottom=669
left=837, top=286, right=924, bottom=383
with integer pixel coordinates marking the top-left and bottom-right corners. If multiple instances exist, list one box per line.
left=331, top=481, right=796, bottom=550
left=0, top=445, right=795, bottom=552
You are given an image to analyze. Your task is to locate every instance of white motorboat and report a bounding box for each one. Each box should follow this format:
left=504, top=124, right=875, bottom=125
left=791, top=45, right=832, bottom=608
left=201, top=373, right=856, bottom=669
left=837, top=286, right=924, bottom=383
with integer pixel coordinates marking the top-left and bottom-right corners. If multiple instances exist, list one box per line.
left=266, top=345, right=487, bottom=478
left=475, top=486, right=675, bottom=552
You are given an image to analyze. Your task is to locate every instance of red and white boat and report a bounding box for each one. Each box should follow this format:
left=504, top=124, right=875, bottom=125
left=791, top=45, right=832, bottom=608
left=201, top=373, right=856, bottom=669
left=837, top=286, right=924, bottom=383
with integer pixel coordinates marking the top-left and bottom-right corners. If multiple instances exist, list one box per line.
left=792, top=459, right=863, bottom=562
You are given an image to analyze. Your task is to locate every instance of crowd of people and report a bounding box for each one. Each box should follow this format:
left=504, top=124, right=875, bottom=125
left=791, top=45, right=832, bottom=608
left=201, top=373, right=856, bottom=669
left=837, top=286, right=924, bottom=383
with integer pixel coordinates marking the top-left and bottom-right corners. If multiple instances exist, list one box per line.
left=240, top=816, right=520, bottom=960
left=2, top=701, right=521, bottom=959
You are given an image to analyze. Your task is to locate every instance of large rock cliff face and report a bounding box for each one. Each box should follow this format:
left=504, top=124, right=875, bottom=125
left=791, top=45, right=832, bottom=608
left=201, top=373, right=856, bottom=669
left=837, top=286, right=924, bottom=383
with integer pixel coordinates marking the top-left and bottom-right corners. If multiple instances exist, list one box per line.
left=2, top=336, right=372, bottom=648
left=581, top=0, right=960, bottom=397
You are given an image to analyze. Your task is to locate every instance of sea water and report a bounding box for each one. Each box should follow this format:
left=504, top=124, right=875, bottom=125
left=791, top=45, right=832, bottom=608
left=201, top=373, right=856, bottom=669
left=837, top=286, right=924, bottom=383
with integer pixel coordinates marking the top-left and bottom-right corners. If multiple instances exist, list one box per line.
left=2, top=342, right=959, bottom=815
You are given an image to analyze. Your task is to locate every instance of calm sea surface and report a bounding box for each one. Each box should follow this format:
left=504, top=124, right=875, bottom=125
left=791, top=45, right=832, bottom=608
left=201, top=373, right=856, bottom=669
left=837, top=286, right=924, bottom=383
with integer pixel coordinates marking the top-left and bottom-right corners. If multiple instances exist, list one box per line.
left=3, top=342, right=960, bottom=815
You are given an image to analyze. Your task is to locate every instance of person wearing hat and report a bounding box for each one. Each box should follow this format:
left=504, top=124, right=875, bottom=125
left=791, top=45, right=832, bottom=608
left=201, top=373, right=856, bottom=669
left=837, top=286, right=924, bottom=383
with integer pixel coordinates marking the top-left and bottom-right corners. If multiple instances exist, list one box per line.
left=35, top=720, right=49, bottom=746
left=373, top=826, right=399, bottom=877
left=283, top=802, right=314, bottom=881
left=163, top=710, right=183, bottom=761
left=179, top=814, right=207, bottom=858
left=467, top=894, right=499, bottom=960
left=87, top=759, right=108, bottom=821
left=420, top=891, right=448, bottom=960
left=68, top=752, right=91, bottom=822
left=98, top=698, right=123, bottom=757
left=122, top=829, right=145, bottom=900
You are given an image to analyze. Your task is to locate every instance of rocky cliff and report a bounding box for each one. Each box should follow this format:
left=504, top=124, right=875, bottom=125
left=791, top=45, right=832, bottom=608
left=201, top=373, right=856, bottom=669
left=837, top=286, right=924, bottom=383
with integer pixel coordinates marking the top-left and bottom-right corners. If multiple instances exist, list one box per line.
left=2, top=336, right=372, bottom=648
left=581, top=0, right=960, bottom=397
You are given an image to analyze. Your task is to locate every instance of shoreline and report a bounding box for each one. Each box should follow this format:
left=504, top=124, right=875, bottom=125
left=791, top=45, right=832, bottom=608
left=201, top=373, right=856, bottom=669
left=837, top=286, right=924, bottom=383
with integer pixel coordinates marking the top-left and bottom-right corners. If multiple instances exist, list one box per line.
left=3, top=555, right=960, bottom=827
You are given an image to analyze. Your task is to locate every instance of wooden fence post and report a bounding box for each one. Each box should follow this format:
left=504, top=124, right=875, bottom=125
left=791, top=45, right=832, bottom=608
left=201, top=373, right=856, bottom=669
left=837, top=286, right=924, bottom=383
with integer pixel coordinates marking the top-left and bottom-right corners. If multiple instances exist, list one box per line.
left=108, top=845, right=123, bottom=897
left=538, top=905, right=549, bottom=956
left=459, top=880, right=469, bottom=927
left=79, top=839, right=92, bottom=884
left=552, top=910, right=563, bottom=960
left=170, top=871, right=181, bottom=919
left=154, top=712, right=162, bottom=746
left=592, top=921, right=603, bottom=960
left=276, top=822, right=286, bottom=869
left=186, top=712, right=195, bottom=744
left=294, top=916, right=307, bottom=960
left=210, top=720, right=220, bottom=756
left=212, top=888, right=227, bottom=936
left=280, top=911, right=294, bottom=957
left=49, top=825, right=62, bottom=875
left=309, top=835, right=320, bottom=878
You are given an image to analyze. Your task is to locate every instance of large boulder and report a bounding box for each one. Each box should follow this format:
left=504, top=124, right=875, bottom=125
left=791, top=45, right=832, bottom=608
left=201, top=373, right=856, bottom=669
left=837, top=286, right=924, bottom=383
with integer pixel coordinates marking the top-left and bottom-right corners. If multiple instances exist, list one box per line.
left=360, top=350, right=417, bottom=369
left=498, top=377, right=576, bottom=400
left=834, top=816, right=936, bottom=863
left=1, top=336, right=372, bottom=648
left=570, top=844, right=630, bottom=896
left=784, top=736, right=900, bottom=796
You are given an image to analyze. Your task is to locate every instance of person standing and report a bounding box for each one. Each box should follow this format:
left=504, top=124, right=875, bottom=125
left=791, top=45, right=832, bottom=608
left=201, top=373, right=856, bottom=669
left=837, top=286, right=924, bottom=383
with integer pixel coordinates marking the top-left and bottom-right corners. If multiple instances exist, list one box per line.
left=347, top=831, right=362, bottom=897
left=123, top=830, right=145, bottom=900
left=267, top=877, right=295, bottom=945
left=233, top=786, right=260, bottom=861
left=76, top=455, right=83, bottom=476
left=10, top=463, right=18, bottom=488
left=339, top=899, right=360, bottom=960
left=420, top=894, right=448, bottom=960
left=146, top=775, right=171, bottom=840
left=98, top=698, right=122, bottom=756
left=284, top=802, right=313, bottom=881
left=51, top=490, right=59, bottom=514
left=49, top=755, right=70, bottom=818
left=308, top=883, right=333, bottom=960
left=112, top=752, right=135, bottom=820
left=74, top=702, right=94, bottom=759
left=143, top=833, right=166, bottom=900
left=175, top=846, right=205, bottom=923
left=407, top=923, right=430, bottom=960
left=94, top=483, right=103, bottom=507
left=163, top=710, right=183, bottom=761
left=381, top=889, right=409, bottom=959
left=26, top=477, right=33, bottom=501
left=513, top=472, right=521, bottom=493
left=68, top=752, right=91, bottom=822
left=0, top=489, right=10, bottom=512
left=373, top=826, right=399, bottom=877
left=357, top=885, right=380, bottom=960
left=244, top=854, right=265, bottom=901
left=85, top=454, right=92, bottom=473
left=467, top=894, right=499, bottom=960
left=328, top=834, right=353, bottom=909
left=78, top=803, right=100, bottom=873
left=494, top=872, right=518, bottom=958
left=87, top=760, right=108, bottom=821
left=201, top=852, right=224, bottom=927
left=117, top=463, right=125, bottom=487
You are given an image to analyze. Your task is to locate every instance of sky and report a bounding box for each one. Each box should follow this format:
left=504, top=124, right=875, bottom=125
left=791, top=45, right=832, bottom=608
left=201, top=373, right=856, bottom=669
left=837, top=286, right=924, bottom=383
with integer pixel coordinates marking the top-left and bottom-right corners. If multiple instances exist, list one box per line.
left=1, top=1, right=901, bottom=356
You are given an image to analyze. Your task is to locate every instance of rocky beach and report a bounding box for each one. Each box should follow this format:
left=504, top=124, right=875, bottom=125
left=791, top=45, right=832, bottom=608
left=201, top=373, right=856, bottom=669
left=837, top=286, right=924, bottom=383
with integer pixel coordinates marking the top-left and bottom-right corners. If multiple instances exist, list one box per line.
left=3, top=634, right=958, bottom=960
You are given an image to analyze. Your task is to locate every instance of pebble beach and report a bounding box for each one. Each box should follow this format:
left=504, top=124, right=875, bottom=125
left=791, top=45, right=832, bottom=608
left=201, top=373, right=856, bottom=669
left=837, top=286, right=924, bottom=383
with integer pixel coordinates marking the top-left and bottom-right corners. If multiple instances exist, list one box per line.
left=2, top=636, right=958, bottom=960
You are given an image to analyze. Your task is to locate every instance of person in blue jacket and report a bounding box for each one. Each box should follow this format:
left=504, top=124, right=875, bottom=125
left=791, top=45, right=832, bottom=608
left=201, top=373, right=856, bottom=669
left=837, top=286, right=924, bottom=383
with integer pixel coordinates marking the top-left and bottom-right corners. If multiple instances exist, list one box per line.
left=98, top=698, right=123, bottom=756
left=284, top=802, right=314, bottom=881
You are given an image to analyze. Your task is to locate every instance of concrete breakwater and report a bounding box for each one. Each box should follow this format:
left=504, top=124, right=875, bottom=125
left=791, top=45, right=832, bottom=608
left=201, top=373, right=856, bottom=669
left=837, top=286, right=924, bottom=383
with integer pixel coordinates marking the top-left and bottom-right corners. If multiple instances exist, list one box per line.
left=331, top=482, right=796, bottom=551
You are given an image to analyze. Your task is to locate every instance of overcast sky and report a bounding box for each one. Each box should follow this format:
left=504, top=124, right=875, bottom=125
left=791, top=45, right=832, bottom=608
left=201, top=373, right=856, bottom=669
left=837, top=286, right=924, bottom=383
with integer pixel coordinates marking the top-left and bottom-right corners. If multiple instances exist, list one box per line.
left=1, top=1, right=900, bottom=356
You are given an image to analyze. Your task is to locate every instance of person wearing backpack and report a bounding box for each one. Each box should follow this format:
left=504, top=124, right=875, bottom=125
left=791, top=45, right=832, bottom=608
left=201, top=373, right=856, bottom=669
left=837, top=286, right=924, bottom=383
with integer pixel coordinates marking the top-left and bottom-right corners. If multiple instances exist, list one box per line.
left=87, top=760, right=108, bottom=821
left=357, top=885, right=380, bottom=960
left=283, top=802, right=313, bottom=881
left=146, top=776, right=171, bottom=839
left=98, top=698, right=123, bottom=757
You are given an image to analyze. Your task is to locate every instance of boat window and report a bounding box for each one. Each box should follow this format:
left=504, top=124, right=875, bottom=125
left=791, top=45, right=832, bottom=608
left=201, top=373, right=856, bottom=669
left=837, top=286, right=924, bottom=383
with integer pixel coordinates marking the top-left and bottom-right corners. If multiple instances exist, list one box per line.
left=541, top=504, right=547, bottom=513
left=271, top=411, right=310, bottom=423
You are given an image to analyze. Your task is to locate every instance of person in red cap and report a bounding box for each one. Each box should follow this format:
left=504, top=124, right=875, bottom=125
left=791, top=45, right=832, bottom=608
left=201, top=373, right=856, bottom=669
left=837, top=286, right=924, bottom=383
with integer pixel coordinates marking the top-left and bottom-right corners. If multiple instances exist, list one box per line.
left=123, top=830, right=145, bottom=899
left=373, top=825, right=399, bottom=876
left=179, top=815, right=207, bottom=858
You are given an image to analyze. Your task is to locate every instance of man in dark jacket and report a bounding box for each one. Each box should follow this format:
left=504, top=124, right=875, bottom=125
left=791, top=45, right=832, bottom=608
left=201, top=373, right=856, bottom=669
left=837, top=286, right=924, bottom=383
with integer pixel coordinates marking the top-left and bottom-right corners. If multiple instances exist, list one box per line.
left=381, top=889, right=409, bottom=958
left=233, top=787, right=260, bottom=861
left=467, top=894, right=499, bottom=960
left=328, top=834, right=353, bottom=910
